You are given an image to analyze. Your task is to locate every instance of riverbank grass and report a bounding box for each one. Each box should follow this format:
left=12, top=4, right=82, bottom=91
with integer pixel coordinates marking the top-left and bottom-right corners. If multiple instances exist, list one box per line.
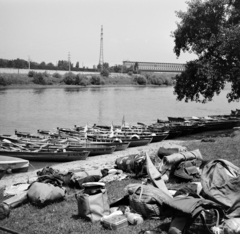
left=0, top=71, right=176, bottom=87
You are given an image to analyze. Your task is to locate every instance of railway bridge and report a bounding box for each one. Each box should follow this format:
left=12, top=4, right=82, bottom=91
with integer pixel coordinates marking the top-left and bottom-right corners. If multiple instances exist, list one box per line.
left=123, top=61, right=185, bottom=73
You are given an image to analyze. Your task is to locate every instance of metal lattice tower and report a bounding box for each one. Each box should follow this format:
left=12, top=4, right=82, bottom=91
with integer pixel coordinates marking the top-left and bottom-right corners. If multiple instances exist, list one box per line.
left=99, top=25, right=104, bottom=69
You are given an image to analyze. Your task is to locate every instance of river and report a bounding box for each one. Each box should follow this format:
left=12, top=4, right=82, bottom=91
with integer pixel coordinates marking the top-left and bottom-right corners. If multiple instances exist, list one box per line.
left=0, top=85, right=239, bottom=135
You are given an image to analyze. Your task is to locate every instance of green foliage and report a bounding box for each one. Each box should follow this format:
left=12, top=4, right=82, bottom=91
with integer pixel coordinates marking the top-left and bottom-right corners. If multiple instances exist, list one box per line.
left=0, top=76, right=7, bottom=86
left=133, top=75, right=147, bottom=85
left=90, top=75, right=105, bottom=85
left=63, top=72, right=76, bottom=85
left=128, top=71, right=133, bottom=76
left=28, top=70, right=36, bottom=77
left=100, top=68, right=110, bottom=77
left=172, top=0, right=240, bottom=102
left=75, top=74, right=90, bottom=86
left=52, top=72, right=62, bottom=78
left=42, top=71, right=49, bottom=78
left=33, top=72, right=47, bottom=85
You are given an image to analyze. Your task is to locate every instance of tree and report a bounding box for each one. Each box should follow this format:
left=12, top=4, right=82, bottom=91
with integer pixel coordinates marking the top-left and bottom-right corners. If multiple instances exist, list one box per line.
left=134, top=62, right=139, bottom=73
left=46, top=62, right=55, bottom=69
left=39, top=61, right=46, bottom=69
left=75, top=62, right=79, bottom=69
left=172, top=0, right=240, bottom=103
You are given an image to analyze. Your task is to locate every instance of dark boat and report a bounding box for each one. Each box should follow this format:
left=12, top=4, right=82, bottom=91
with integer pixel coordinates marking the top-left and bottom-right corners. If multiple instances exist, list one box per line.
left=66, top=144, right=116, bottom=156
left=86, top=141, right=130, bottom=151
left=0, top=150, right=90, bottom=162
left=121, top=137, right=152, bottom=147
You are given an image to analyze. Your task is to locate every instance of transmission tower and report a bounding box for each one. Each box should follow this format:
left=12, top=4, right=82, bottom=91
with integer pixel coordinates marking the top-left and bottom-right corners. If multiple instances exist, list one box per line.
left=99, top=25, right=104, bottom=70
left=68, top=52, right=71, bottom=72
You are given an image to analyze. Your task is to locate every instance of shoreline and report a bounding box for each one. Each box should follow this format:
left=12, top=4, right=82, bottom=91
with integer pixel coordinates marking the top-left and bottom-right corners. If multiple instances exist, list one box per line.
left=0, top=83, right=170, bottom=89
left=0, top=139, right=188, bottom=189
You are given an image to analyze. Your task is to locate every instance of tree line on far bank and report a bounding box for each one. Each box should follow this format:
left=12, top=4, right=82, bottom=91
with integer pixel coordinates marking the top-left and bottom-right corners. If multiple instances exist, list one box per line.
left=0, top=58, right=132, bottom=74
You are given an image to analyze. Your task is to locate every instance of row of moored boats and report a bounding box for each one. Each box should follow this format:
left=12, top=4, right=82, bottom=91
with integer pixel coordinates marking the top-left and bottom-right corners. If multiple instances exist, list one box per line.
left=1, top=109, right=240, bottom=174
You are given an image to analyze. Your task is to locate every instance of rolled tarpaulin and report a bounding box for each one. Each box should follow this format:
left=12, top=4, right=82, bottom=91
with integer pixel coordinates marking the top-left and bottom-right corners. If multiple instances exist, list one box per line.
left=157, top=142, right=187, bottom=159
left=163, top=149, right=202, bottom=165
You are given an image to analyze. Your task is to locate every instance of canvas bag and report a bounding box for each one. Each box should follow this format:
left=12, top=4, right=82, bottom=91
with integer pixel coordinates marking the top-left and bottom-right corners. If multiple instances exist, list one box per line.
left=185, top=208, right=221, bottom=234
left=27, top=182, right=66, bottom=207
left=126, top=184, right=165, bottom=219
left=115, top=153, right=146, bottom=176
left=201, top=159, right=240, bottom=217
left=75, top=182, right=110, bottom=222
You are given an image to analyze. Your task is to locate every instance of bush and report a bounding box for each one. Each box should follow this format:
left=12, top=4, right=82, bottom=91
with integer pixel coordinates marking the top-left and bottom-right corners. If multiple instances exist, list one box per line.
left=128, top=71, right=133, bottom=76
left=0, top=76, right=7, bottom=86
left=63, top=72, right=76, bottom=85
left=148, top=76, right=164, bottom=85
left=133, top=75, right=147, bottom=85
left=28, top=70, right=36, bottom=77
left=33, top=73, right=47, bottom=85
left=52, top=72, right=62, bottom=78
left=100, top=69, right=110, bottom=77
left=75, top=74, right=90, bottom=86
left=42, top=71, right=49, bottom=78
left=90, top=75, right=105, bottom=85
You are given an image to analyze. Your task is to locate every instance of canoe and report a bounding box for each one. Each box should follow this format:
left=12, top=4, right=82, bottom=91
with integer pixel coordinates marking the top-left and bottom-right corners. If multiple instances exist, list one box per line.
left=0, top=155, right=29, bottom=173
left=121, top=137, right=152, bottom=147
left=15, top=130, right=45, bottom=139
left=66, top=144, right=116, bottom=156
left=150, top=133, right=169, bottom=143
left=82, top=141, right=130, bottom=151
left=25, top=143, right=117, bottom=156
left=0, top=150, right=90, bottom=162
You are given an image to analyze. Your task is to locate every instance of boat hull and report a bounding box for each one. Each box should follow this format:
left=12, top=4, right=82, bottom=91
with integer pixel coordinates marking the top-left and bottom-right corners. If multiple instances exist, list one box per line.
left=0, top=151, right=90, bottom=162
left=122, top=138, right=152, bottom=147
left=0, top=155, right=29, bottom=173
left=67, top=145, right=116, bottom=156
left=86, top=141, right=130, bottom=151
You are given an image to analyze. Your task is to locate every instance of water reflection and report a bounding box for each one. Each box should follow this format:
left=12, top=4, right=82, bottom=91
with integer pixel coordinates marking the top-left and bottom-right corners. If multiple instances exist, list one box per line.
left=64, top=87, right=88, bottom=93
left=0, top=89, right=7, bottom=95
left=33, top=88, right=46, bottom=95
left=90, top=87, right=105, bottom=92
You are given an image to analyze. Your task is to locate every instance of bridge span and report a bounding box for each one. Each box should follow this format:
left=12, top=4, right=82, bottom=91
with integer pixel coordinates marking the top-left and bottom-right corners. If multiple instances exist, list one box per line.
left=123, top=61, right=185, bottom=73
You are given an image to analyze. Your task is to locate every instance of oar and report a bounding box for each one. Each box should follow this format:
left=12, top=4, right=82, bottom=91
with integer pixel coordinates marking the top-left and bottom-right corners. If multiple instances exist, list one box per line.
left=137, top=122, right=147, bottom=126
left=0, top=225, right=24, bottom=234
left=2, top=139, right=26, bottom=150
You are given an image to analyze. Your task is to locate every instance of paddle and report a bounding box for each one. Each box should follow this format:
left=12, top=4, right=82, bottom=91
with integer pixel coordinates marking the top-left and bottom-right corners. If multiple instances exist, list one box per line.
left=2, top=139, right=26, bottom=150
left=137, top=122, right=147, bottom=126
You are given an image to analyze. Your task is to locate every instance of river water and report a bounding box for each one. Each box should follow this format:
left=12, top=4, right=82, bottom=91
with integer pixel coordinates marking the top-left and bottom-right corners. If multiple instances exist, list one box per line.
left=0, top=85, right=239, bottom=135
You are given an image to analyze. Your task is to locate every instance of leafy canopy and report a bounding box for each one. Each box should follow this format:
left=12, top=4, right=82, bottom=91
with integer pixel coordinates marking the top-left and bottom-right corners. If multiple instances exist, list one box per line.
left=172, top=0, right=240, bottom=103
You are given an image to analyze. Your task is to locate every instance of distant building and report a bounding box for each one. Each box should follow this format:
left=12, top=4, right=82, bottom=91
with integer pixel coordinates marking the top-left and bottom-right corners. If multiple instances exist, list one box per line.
left=123, top=61, right=185, bottom=73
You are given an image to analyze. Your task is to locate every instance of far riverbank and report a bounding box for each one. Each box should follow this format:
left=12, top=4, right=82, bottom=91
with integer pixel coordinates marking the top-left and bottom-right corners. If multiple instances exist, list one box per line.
left=0, top=71, right=175, bottom=87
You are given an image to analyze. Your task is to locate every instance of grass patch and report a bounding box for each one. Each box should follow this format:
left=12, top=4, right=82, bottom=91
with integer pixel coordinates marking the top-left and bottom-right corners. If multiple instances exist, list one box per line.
left=0, top=178, right=167, bottom=234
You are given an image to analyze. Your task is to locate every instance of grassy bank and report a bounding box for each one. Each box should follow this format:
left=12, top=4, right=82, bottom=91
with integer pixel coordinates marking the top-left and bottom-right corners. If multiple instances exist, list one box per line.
left=0, top=71, right=176, bottom=87
left=0, top=130, right=239, bottom=234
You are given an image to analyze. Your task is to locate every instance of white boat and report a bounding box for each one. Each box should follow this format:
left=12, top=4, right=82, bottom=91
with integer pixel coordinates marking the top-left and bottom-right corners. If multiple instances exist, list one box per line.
left=0, top=155, right=29, bottom=173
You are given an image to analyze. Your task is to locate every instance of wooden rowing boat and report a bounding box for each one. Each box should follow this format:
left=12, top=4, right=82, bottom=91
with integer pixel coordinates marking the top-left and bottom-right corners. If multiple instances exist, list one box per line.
left=0, top=150, right=90, bottom=162
left=66, top=144, right=116, bottom=156
left=86, top=141, right=130, bottom=151
left=0, top=155, right=29, bottom=173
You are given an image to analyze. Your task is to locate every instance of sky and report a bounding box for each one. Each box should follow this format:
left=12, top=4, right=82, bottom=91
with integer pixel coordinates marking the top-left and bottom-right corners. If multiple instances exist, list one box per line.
left=0, top=0, right=196, bottom=68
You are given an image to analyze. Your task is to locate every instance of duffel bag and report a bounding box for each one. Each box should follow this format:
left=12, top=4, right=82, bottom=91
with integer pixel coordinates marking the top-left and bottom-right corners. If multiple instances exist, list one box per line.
left=27, top=182, right=66, bottom=207
left=75, top=182, right=110, bottom=222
